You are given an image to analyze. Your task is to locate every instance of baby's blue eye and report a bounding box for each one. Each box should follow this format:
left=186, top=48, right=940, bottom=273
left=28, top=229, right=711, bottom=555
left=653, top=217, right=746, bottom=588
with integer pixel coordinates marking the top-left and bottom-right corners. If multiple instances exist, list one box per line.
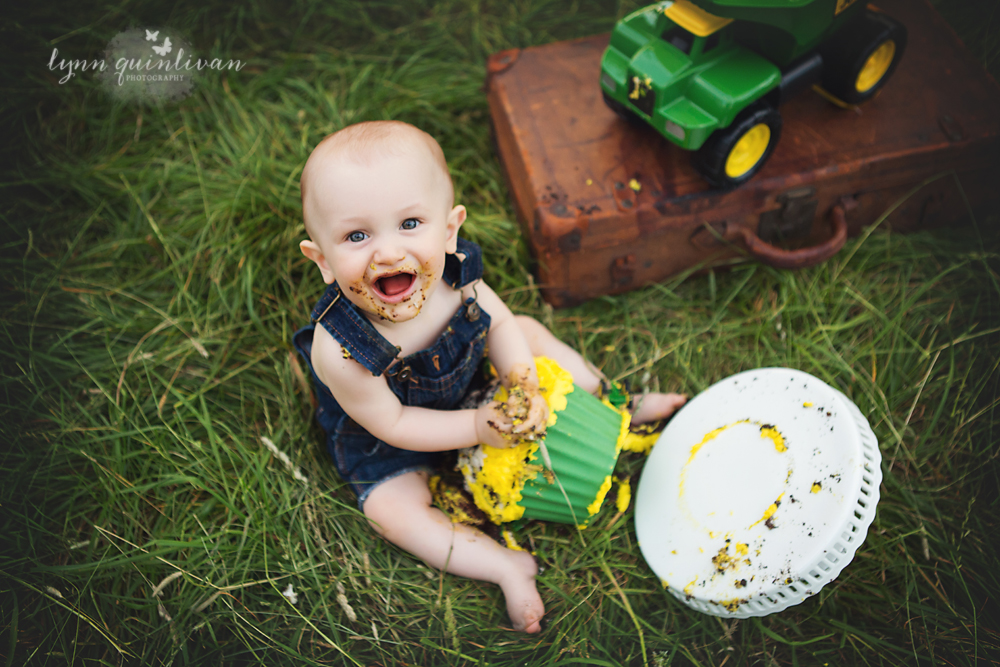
left=400, top=218, right=420, bottom=231
left=347, top=231, right=368, bottom=243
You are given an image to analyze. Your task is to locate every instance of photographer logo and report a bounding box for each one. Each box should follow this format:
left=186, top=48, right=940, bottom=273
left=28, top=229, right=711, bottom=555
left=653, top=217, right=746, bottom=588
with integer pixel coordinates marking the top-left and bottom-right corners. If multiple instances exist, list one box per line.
left=47, top=27, right=245, bottom=103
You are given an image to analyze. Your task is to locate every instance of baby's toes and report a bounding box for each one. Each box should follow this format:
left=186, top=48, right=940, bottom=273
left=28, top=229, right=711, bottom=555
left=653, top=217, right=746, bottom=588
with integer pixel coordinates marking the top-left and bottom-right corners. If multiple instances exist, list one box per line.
left=632, top=392, right=687, bottom=424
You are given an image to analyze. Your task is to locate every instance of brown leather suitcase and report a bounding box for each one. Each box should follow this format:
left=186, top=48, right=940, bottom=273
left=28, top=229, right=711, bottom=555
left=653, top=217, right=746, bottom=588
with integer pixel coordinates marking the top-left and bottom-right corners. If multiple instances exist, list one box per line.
left=486, top=0, right=1000, bottom=307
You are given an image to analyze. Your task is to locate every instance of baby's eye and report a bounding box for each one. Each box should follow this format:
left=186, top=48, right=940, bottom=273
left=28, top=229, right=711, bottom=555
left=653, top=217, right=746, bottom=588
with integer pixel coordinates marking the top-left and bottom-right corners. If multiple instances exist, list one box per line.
left=400, top=218, right=420, bottom=231
left=347, top=231, right=368, bottom=243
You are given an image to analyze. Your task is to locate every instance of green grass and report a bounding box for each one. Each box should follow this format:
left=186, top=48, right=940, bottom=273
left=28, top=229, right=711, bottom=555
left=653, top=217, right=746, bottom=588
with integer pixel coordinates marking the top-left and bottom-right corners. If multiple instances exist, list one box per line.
left=2, top=0, right=998, bottom=664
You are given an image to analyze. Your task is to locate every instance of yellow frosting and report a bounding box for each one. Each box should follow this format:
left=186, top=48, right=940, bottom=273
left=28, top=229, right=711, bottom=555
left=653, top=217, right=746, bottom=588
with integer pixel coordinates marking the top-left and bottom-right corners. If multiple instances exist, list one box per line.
left=759, top=425, right=786, bottom=452
left=749, top=493, right=785, bottom=529
left=619, top=428, right=659, bottom=454
left=502, top=529, right=525, bottom=551
left=428, top=475, right=480, bottom=525
left=615, top=477, right=632, bottom=513
left=587, top=476, right=613, bottom=516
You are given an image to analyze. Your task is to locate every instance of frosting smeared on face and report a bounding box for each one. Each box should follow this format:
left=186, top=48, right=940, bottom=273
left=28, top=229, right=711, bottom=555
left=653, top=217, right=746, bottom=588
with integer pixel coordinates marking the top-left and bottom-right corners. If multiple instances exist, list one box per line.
left=347, top=255, right=445, bottom=323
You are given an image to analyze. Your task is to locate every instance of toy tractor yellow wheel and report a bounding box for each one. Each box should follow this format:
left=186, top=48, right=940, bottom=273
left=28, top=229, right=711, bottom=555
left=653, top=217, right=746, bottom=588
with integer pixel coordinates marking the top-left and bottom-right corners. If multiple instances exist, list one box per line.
left=693, top=104, right=782, bottom=189
left=855, top=40, right=896, bottom=94
left=725, top=123, right=772, bottom=179
left=820, top=10, right=907, bottom=105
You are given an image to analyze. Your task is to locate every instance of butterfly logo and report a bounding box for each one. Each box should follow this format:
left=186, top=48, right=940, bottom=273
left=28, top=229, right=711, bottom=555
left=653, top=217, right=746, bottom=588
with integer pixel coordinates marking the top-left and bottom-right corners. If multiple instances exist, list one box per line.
left=145, top=29, right=159, bottom=41
left=152, top=37, right=172, bottom=56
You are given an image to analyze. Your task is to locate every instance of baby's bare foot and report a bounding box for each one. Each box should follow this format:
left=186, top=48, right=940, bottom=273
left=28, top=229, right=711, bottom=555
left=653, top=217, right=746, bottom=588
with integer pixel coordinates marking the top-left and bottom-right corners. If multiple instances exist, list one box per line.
left=498, top=550, right=545, bottom=633
left=631, top=392, right=687, bottom=425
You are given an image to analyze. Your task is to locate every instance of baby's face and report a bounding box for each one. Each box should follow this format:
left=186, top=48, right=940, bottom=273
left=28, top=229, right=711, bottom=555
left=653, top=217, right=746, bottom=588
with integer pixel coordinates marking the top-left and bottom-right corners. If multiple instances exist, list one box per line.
left=302, top=144, right=462, bottom=323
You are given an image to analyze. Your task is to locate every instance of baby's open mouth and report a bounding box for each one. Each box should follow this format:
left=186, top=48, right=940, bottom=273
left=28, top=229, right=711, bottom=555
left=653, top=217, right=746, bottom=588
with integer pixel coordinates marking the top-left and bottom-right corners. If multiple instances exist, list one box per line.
left=373, top=272, right=417, bottom=302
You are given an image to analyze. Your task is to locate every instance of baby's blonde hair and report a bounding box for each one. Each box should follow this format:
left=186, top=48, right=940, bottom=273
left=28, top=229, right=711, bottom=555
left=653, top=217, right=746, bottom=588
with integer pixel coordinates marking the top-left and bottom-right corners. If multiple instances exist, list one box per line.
left=301, top=121, right=453, bottom=238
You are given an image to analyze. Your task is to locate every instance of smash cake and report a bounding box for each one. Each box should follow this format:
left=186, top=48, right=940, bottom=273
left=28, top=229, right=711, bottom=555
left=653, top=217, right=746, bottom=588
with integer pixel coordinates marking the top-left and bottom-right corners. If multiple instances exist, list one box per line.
left=458, top=357, right=655, bottom=526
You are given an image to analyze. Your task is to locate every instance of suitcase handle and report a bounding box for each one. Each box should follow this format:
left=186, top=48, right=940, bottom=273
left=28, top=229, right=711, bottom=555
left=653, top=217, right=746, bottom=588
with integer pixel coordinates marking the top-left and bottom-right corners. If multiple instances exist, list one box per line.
left=738, top=202, right=848, bottom=269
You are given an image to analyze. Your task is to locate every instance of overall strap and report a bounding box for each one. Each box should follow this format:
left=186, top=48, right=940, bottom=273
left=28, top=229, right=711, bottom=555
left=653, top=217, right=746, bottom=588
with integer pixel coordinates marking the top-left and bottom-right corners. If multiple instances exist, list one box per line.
left=309, top=283, right=400, bottom=377
left=443, top=237, right=484, bottom=289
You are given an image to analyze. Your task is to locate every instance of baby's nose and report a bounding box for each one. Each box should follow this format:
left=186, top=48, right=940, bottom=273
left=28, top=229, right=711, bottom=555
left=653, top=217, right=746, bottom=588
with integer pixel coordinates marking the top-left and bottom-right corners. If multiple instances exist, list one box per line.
left=373, top=240, right=406, bottom=265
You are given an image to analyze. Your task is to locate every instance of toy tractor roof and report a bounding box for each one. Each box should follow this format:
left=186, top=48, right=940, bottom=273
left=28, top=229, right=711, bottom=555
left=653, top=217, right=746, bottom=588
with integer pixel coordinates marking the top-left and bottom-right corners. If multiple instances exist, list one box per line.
left=682, top=0, right=866, bottom=63
left=689, top=0, right=816, bottom=7
left=661, top=0, right=733, bottom=36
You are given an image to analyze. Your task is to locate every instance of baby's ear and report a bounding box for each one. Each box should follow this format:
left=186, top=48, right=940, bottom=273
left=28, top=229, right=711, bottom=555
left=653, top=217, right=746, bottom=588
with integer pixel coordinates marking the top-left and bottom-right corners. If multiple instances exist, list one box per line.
left=445, top=205, right=466, bottom=254
left=300, top=240, right=336, bottom=284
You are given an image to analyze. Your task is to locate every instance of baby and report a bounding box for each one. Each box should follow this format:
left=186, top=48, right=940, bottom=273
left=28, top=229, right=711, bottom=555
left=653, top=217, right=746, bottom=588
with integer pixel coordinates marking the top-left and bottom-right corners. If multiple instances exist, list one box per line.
left=293, top=120, right=686, bottom=633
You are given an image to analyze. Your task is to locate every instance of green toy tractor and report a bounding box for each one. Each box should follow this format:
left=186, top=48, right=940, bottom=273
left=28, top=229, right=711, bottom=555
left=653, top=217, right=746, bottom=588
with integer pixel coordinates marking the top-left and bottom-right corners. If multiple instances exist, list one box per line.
left=600, top=0, right=907, bottom=188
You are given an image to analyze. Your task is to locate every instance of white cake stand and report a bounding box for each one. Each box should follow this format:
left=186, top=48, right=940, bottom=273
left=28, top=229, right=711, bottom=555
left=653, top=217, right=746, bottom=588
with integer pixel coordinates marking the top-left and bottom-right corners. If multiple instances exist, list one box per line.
left=635, top=368, right=881, bottom=618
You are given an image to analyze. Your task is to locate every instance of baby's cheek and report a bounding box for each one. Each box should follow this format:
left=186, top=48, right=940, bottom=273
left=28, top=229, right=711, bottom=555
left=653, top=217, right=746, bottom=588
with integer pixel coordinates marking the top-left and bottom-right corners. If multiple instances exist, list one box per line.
left=420, top=257, right=445, bottom=286
left=422, top=255, right=443, bottom=275
left=416, top=265, right=439, bottom=307
left=347, top=279, right=368, bottom=301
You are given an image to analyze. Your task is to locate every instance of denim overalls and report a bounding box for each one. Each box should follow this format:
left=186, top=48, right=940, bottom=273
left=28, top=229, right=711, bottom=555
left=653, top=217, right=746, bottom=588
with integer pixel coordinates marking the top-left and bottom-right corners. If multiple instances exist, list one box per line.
left=293, top=238, right=491, bottom=508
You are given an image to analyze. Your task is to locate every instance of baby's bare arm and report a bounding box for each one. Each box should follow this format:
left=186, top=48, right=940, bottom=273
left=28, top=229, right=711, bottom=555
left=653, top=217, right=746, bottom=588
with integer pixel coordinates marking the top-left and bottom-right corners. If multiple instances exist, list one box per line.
left=312, top=327, right=512, bottom=451
left=472, top=283, right=549, bottom=435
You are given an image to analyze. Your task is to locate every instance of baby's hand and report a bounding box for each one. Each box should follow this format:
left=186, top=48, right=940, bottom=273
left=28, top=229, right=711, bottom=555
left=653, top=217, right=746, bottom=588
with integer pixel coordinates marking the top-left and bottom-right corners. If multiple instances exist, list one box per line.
left=503, top=364, right=549, bottom=440
left=474, top=364, right=550, bottom=448
left=476, top=400, right=515, bottom=449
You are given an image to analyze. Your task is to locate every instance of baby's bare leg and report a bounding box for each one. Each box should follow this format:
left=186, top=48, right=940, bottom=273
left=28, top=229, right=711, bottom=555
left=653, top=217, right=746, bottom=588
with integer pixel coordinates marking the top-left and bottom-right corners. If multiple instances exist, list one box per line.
left=514, top=315, right=687, bottom=424
left=515, top=315, right=603, bottom=392
left=363, top=470, right=544, bottom=633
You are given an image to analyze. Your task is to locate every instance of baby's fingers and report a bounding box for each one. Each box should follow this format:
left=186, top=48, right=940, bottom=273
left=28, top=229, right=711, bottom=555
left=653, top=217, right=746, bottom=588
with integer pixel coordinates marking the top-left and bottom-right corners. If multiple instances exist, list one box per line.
left=486, top=402, right=513, bottom=431
left=477, top=401, right=515, bottom=448
left=513, top=394, right=548, bottom=438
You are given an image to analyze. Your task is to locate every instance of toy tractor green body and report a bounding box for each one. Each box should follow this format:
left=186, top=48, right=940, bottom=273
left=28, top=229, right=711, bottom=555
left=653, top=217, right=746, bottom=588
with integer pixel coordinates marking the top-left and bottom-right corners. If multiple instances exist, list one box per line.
left=600, top=0, right=907, bottom=187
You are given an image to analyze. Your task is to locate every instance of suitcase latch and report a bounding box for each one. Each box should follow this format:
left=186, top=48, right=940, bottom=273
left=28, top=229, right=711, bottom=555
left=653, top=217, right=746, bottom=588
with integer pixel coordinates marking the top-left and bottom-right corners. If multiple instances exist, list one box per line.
left=610, top=254, right=636, bottom=286
left=758, top=187, right=818, bottom=243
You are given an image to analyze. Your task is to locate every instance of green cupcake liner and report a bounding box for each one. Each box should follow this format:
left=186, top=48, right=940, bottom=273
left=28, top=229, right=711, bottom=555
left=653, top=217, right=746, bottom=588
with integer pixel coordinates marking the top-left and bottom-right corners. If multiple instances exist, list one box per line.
left=518, top=386, right=625, bottom=525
